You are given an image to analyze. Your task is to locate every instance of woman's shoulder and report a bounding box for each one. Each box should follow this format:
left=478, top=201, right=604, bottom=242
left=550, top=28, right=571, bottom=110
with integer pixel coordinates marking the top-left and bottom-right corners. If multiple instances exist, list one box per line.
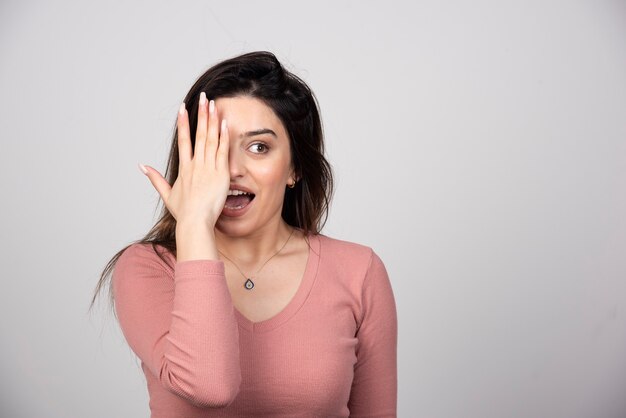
left=116, top=241, right=176, bottom=275
left=315, top=232, right=378, bottom=266
left=313, top=234, right=392, bottom=309
left=119, top=241, right=171, bottom=259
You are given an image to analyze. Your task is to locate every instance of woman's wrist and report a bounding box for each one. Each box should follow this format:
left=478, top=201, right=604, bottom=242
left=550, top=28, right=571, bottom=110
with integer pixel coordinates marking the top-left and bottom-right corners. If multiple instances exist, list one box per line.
left=176, top=222, right=220, bottom=262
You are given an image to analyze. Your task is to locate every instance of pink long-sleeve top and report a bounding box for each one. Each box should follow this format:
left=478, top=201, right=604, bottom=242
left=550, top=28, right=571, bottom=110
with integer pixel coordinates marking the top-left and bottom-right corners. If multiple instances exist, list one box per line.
left=112, top=232, right=397, bottom=417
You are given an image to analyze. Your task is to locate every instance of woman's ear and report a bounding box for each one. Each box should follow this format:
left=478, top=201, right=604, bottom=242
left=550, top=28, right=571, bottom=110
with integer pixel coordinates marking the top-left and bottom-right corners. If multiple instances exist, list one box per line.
left=289, top=166, right=299, bottom=184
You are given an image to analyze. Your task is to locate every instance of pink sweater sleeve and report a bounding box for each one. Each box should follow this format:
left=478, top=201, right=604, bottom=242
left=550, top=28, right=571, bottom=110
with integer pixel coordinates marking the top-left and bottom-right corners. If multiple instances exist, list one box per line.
left=112, top=244, right=242, bottom=408
left=348, top=250, right=398, bottom=417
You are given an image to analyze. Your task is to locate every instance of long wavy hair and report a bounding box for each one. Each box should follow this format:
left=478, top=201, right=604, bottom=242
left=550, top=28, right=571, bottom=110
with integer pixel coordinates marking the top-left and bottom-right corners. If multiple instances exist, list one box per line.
left=88, top=51, right=334, bottom=316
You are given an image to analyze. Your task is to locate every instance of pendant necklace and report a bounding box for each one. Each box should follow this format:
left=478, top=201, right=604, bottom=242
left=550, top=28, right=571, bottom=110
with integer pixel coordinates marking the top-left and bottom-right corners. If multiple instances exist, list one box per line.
left=218, top=227, right=295, bottom=290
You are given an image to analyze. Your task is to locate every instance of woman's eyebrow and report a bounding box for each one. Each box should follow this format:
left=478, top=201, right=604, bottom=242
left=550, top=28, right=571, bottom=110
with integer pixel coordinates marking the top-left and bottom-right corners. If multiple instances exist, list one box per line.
left=240, top=128, right=277, bottom=139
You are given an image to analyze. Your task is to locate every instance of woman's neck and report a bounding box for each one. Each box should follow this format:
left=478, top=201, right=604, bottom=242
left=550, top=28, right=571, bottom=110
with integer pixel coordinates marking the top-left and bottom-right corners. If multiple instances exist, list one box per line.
left=214, top=219, right=297, bottom=266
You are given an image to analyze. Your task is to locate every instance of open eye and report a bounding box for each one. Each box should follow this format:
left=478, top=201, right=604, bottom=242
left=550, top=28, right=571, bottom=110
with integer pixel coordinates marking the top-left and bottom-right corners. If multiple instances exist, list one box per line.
left=249, top=142, right=270, bottom=154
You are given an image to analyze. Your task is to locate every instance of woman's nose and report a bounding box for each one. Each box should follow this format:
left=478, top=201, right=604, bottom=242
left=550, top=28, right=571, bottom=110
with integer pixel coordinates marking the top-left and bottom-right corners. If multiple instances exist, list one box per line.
left=228, top=148, right=246, bottom=178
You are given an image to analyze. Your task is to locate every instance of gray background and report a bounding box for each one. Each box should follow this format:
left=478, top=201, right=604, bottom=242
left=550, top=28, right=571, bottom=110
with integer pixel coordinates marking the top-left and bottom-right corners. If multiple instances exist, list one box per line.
left=1, top=0, right=625, bottom=417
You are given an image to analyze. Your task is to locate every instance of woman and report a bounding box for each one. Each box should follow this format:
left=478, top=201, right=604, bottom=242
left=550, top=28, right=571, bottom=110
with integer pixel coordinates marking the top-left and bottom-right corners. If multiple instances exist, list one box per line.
left=91, top=51, right=397, bottom=417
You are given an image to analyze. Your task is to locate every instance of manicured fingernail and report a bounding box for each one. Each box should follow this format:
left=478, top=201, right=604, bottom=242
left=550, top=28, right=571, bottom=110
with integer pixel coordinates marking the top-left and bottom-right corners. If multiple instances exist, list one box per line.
left=179, top=102, right=185, bottom=115
left=221, top=119, right=227, bottom=131
left=138, top=163, right=148, bottom=175
left=199, top=92, right=206, bottom=106
left=209, top=99, right=215, bottom=113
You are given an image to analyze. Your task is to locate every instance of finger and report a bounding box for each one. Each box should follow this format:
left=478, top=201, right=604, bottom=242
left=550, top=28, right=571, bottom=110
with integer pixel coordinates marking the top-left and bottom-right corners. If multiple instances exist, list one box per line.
left=194, top=92, right=207, bottom=164
left=205, top=99, right=219, bottom=167
left=142, top=165, right=172, bottom=205
left=217, top=119, right=229, bottom=169
left=177, top=102, right=192, bottom=165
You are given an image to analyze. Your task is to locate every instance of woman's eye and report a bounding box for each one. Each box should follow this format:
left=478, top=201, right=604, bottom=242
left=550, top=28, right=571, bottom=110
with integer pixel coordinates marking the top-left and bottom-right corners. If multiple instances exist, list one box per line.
left=250, top=143, right=269, bottom=154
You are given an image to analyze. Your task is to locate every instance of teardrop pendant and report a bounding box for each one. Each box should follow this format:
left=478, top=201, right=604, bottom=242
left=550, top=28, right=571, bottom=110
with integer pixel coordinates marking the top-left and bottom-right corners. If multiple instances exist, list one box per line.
left=244, top=278, right=255, bottom=290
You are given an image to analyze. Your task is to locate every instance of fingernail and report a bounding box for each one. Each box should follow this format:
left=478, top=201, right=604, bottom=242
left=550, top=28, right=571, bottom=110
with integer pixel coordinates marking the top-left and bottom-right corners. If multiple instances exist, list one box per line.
left=179, top=102, right=185, bottom=115
left=138, top=163, right=148, bottom=175
left=199, top=92, right=206, bottom=106
left=209, top=99, right=215, bottom=113
left=221, top=119, right=227, bottom=131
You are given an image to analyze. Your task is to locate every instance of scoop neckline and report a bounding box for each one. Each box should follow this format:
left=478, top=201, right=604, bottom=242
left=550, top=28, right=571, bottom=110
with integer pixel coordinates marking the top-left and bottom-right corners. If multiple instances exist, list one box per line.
left=233, top=231, right=321, bottom=333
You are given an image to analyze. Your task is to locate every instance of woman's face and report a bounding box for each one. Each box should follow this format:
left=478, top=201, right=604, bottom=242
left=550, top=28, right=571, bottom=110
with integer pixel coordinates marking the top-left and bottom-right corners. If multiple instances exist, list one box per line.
left=213, top=95, right=295, bottom=235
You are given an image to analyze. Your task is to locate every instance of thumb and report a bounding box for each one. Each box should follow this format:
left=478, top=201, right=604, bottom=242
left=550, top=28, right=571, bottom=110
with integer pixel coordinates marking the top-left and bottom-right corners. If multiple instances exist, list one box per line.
left=138, top=163, right=170, bottom=203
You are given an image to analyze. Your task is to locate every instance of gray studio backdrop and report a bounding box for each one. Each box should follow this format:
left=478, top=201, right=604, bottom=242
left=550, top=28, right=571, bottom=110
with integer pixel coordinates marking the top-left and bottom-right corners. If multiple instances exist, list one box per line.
left=1, top=0, right=625, bottom=417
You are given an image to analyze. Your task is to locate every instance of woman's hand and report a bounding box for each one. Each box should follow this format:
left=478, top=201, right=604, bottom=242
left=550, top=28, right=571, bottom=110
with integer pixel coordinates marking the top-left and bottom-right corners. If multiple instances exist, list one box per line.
left=139, top=92, right=230, bottom=229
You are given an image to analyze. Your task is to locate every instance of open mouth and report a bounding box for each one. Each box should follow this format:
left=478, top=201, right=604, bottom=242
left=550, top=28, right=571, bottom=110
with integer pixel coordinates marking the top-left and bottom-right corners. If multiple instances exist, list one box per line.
left=224, top=193, right=256, bottom=210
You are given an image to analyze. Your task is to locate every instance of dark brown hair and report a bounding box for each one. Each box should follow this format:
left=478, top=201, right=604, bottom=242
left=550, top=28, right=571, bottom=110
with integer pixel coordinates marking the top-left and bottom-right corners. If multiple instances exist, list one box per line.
left=88, top=51, right=334, bottom=315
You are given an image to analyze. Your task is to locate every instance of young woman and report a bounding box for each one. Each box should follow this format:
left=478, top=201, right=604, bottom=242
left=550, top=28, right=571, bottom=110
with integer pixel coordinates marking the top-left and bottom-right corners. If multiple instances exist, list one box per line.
left=91, top=51, right=397, bottom=417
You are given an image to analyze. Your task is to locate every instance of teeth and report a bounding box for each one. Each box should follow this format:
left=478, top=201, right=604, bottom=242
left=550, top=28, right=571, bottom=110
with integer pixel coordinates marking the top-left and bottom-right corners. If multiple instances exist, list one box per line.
left=227, top=189, right=252, bottom=196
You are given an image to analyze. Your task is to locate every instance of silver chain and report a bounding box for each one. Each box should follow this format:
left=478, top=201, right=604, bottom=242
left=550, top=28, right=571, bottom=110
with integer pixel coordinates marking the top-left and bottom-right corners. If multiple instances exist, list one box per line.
left=217, top=226, right=296, bottom=290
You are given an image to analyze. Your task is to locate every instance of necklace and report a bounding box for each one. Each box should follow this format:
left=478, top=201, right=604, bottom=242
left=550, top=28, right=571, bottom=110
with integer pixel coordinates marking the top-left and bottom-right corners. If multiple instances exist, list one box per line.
left=217, top=227, right=296, bottom=290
